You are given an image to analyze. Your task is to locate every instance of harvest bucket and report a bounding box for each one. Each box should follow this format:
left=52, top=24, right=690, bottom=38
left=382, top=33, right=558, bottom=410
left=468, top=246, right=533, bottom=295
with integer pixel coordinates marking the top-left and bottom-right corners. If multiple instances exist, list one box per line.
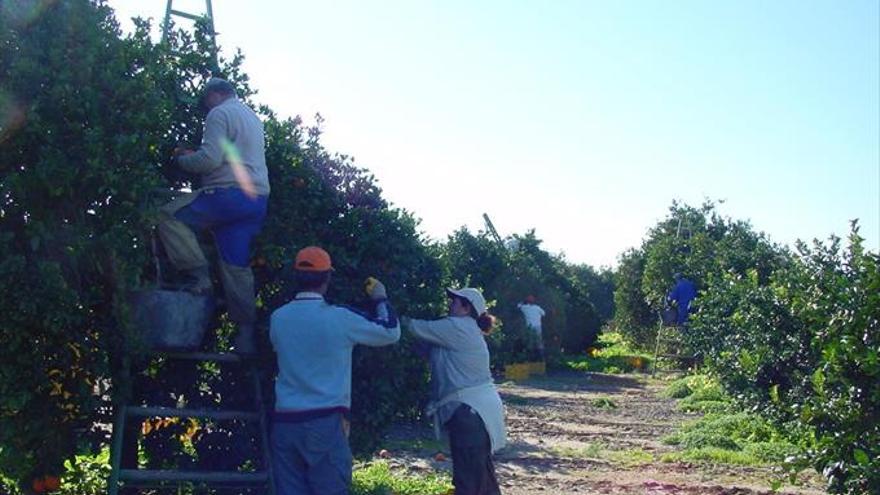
left=130, top=289, right=214, bottom=350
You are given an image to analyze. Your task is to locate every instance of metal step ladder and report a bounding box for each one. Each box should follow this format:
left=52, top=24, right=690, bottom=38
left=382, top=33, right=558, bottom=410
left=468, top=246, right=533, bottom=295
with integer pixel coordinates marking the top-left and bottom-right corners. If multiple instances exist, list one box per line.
left=651, top=310, right=696, bottom=376
left=108, top=351, right=275, bottom=494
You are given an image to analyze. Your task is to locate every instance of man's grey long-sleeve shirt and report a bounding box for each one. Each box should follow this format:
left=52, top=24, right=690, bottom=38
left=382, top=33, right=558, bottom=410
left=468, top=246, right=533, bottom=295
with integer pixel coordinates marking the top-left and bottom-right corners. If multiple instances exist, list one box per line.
left=177, top=97, right=270, bottom=196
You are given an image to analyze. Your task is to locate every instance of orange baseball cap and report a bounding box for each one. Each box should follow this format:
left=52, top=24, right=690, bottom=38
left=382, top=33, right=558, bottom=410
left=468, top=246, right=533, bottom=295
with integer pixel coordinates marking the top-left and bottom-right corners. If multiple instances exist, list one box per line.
left=294, top=246, right=333, bottom=272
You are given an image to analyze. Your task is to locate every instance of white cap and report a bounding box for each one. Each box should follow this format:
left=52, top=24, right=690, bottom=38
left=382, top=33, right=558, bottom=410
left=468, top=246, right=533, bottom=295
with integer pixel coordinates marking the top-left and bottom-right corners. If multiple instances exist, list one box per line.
left=446, top=287, right=488, bottom=316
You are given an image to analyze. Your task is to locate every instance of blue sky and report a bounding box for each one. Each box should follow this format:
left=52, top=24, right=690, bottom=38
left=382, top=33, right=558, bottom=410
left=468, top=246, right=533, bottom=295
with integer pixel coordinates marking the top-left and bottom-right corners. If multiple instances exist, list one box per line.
left=109, top=0, right=879, bottom=267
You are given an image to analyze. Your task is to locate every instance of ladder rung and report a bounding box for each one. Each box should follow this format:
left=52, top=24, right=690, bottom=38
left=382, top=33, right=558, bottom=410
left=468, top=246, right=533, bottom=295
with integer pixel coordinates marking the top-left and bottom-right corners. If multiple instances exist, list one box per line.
left=169, top=9, right=204, bottom=22
left=119, top=469, right=267, bottom=484
left=152, top=351, right=244, bottom=363
left=127, top=406, right=259, bottom=422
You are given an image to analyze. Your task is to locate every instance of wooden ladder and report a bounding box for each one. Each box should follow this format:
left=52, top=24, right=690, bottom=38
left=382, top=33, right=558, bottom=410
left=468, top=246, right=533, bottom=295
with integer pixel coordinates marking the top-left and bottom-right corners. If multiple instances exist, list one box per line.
left=108, top=352, right=274, bottom=494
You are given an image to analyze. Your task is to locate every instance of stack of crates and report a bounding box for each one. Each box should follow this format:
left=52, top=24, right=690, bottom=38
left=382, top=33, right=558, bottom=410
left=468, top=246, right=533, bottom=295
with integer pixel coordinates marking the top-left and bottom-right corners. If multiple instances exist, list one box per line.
left=504, top=362, right=530, bottom=381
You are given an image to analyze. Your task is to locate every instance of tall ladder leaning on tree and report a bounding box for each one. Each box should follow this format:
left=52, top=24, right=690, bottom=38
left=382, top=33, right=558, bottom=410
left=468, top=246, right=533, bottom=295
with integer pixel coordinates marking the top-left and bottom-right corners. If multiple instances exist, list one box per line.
left=108, top=2, right=274, bottom=493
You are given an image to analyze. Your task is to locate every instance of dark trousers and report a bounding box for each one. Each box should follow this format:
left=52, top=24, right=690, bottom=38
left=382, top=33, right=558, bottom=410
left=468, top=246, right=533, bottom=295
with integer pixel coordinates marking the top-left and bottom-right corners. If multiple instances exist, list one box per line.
left=446, top=405, right=501, bottom=495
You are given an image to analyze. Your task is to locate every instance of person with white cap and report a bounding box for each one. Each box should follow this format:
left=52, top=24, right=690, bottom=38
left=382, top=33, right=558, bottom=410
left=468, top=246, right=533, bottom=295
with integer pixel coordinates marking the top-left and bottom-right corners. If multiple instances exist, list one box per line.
left=404, top=287, right=506, bottom=495
left=269, top=246, right=400, bottom=495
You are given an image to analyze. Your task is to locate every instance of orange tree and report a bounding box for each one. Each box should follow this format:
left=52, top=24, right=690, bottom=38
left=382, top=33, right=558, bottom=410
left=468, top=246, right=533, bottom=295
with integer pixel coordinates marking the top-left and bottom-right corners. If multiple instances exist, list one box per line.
left=612, top=200, right=784, bottom=349
left=568, top=264, right=614, bottom=325
left=690, top=226, right=879, bottom=494
left=0, top=0, right=445, bottom=487
left=0, top=0, right=176, bottom=487
left=615, top=200, right=879, bottom=492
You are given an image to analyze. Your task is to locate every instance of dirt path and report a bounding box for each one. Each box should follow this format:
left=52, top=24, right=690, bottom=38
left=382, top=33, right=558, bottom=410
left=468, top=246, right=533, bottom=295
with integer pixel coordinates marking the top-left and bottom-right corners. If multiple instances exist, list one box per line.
left=379, top=371, right=825, bottom=495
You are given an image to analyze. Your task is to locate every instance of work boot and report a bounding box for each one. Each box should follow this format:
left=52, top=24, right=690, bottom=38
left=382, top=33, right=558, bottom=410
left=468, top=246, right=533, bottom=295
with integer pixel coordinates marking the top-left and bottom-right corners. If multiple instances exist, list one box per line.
left=232, top=322, right=257, bottom=357
left=182, top=266, right=212, bottom=296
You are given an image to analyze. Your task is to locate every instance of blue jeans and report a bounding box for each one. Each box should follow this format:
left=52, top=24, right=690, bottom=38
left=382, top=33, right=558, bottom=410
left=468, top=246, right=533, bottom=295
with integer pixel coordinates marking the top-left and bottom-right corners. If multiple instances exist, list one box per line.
left=174, top=187, right=268, bottom=267
left=272, top=413, right=352, bottom=495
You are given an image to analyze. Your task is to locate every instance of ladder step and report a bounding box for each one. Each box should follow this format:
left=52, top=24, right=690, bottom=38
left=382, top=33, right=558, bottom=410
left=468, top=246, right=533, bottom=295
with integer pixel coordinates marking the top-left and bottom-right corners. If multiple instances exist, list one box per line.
left=152, top=351, right=244, bottom=363
left=127, top=406, right=260, bottom=422
left=119, top=469, right=268, bottom=484
left=168, top=9, right=203, bottom=22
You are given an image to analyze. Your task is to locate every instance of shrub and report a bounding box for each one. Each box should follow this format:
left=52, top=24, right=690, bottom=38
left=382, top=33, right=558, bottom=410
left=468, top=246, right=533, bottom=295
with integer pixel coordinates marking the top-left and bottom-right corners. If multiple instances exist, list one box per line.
left=690, top=225, right=879, bottom=493
left=613, top=201, right=784, bottom=350
left=0, top=0, right=177, bottom=483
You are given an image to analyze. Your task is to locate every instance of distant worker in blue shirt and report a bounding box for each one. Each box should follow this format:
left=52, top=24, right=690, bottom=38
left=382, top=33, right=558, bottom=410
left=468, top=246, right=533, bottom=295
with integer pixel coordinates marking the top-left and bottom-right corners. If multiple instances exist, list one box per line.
left=667, top=273, right=697, bottom=325
left=269, top=246, right=400, bottom=495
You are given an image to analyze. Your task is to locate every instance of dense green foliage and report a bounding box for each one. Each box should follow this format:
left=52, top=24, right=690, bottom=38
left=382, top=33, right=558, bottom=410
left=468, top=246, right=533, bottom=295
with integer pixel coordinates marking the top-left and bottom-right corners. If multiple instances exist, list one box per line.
left=0, top=0, right=174, bottom=484
left=690, top=227, right=879, bottom=494
left=612, top=201, right=784, bottom=349
left=661, top=376, right=800, bottom=471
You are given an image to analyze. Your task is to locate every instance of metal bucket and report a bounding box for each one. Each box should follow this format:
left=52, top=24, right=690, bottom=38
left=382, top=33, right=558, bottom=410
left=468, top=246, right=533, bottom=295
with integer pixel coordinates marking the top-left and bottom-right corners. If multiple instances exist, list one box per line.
left=661, top=307, right=678, bottom=327
left=130, top=290, right=214, bottom=350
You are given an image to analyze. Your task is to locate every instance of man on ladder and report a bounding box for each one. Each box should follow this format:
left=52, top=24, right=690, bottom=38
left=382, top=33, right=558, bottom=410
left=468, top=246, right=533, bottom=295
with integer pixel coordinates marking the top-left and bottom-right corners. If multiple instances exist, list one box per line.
left=157, top=77, right=270, bottom=355
left=653, top=272, right=698, bottom=375
left=667, top=272, right=697, bottom=326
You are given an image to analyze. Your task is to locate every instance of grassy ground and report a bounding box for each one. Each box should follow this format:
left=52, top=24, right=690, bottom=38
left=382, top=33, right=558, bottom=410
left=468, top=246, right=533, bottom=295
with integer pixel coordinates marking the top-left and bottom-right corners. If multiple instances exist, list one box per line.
left=352, top=460, right=451, bottom=495
left=557, top=332, right=654, bottom=374
left=1, top=336, right=812, bottom=495
left=1, top=448, right=452, bottom=495
left=658, top=375, right=800, bottom=467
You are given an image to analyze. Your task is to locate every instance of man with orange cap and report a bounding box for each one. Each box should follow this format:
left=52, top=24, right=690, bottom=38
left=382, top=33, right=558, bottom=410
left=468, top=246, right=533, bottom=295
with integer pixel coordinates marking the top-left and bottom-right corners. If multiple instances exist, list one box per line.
left=269, top=246, right=400, bottom=495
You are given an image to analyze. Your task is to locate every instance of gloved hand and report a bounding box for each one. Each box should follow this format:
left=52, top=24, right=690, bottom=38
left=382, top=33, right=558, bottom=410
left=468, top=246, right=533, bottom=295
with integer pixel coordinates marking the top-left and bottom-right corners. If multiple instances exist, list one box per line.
left=364, top=277, right=387, bottom=301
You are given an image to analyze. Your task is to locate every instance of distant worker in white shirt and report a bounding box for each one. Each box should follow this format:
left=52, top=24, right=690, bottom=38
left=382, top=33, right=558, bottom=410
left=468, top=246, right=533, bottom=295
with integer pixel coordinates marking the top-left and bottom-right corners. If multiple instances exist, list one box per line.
left=517, top=295, right=546, bottom=360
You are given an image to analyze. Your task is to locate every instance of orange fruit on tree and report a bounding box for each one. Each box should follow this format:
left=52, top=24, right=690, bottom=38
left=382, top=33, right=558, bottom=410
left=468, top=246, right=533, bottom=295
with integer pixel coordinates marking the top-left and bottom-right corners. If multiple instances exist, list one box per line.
left=43, top=476, right=61, bottom=491
left=32, top=478, right=45, bottom=494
